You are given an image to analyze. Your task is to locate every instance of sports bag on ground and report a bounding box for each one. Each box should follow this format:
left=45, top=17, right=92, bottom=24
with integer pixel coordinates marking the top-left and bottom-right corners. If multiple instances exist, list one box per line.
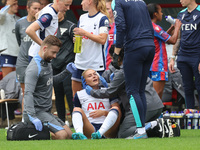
left=7, top=122, right=50, bottom=140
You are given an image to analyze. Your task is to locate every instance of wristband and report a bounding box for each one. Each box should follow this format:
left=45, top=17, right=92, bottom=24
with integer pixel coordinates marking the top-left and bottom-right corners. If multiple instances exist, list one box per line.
left=170, top=56, right=175, bottom=60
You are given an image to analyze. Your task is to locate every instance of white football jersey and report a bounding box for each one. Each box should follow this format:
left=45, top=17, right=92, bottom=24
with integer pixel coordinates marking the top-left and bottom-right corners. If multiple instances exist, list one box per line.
left=77, top=89, right=112, bottom=124
left=28, top=4, right=58, bottom=57
left=74, top=12, right=109, bottom=71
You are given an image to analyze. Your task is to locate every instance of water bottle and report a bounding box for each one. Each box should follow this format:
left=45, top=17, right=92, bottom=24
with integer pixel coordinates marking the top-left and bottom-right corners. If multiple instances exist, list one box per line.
left=178, top=111, right=184, bottom=129
left=186, top=112, right=193, bottom=129
left=1, top=89, right=5, bottom=100
left=165, top=15, right=176, bottom=25
left=164, top=111, right=170, bottom=119
left=170, top=111, right=174, bottom=117
left=181, top=111, right=186, bottom=129
left=193, top=111, right=198, bottom=129
left=74, top=35, right=82, bottom=53
left=170, top=111, right=175, bottom=122
left=176, top=112, right=181, bottom=127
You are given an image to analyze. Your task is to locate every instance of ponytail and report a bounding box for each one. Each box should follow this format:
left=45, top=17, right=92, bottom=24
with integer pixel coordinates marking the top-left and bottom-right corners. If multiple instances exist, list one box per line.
left=94, top=0, right=110, bottom=22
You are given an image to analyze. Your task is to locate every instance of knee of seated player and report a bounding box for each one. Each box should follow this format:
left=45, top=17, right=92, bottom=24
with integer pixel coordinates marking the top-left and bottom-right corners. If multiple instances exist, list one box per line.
left=110, top=106, right=122, bottom=123
left=73, top=107, right=84, bottom=113
left=54, top=130, right=68, bottom=140
left=73, top=107, right=88, bottom=122
left=110, top=106, right=121, bottom=116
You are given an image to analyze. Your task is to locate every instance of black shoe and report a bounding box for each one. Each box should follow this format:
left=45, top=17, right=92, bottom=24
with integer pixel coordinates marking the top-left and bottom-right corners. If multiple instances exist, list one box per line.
left=171, top=121, right=181, bottom=137
left=156, top=118, right=165, bottom=138
left=164, top=119, right=173, bottom=137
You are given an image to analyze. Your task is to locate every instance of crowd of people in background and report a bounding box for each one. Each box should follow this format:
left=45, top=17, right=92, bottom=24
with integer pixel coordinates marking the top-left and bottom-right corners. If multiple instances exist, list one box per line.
left=0, top=0, right=199, bottom=140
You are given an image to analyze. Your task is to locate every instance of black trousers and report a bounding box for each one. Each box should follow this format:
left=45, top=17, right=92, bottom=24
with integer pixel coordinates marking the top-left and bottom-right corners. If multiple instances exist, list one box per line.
left=0, top=103, right=18, bottom=120
left=53, top=67, right=73, bottom=122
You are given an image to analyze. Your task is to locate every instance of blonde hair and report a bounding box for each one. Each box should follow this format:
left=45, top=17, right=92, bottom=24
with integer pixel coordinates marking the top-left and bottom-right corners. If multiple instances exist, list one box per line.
left=94, top=0, right=110, bottom=22
left=82, top=69, right=93, bottom=79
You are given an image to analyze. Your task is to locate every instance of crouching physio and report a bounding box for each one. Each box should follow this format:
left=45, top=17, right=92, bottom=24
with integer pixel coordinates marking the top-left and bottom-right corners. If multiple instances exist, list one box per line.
left=23, top=35, right=73, bottom=140
left=72, top=69, right=121, bottom=139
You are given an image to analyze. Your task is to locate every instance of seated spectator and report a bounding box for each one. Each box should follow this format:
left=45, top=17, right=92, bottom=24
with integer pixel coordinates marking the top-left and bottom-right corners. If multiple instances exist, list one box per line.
left=0, top=71, right=22, bottom=121
left=72, top=69, right=121, bottom=139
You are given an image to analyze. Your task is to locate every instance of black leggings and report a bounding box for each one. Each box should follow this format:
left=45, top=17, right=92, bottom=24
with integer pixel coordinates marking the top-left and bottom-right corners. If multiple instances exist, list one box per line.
left=53, top=67, right=73, bottom=122
left=123, top=46, right=155, bottom=127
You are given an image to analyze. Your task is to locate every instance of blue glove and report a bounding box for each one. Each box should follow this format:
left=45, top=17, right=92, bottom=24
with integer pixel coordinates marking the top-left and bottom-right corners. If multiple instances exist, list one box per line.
left=110, top=72, right=114, bottom=81
left=81, top=76, right=87, bottom=89
left=28, top=114, right=43, bottom=131
left=32, top=118, right=43, bottom=131
left=66, top=62, right=77, bottom=74
left=86, top=85, right=92, bottom=95
left=99, top=76, right=108, bottom=88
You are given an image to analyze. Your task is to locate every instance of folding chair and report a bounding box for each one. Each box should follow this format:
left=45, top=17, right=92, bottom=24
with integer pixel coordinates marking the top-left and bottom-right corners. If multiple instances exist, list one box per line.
left=0, top=99, right=18, bottom=128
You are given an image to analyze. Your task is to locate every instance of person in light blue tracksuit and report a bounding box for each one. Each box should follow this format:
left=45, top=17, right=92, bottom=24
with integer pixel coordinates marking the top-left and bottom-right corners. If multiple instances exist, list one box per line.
left=111, top=0, right=155, bottom=139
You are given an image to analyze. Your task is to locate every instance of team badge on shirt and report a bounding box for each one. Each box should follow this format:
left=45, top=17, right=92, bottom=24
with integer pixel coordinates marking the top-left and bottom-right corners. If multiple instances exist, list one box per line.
left=94, top=23, right=97, bottom=29
left=193, top=15, right=197, bottom=21
left=161, top=31, right=169, bottom=39
left=104, top=19, right=110, bottom=27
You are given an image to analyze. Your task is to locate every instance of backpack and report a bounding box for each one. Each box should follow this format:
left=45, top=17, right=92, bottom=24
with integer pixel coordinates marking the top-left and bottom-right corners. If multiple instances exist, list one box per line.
left=7, top=122, right=50, bottom=140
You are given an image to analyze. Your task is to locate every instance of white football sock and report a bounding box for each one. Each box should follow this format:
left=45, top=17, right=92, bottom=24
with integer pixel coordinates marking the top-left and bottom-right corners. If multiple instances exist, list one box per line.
left=137, top=127, right=146, bottom=134
left=72, top=111, right=83, bottom=133
left=98, top=109, right=118, bottom=136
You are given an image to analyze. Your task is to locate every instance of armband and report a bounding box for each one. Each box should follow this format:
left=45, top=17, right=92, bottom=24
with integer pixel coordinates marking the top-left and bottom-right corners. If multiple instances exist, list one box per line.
left=99, top=27, right=108, bottom=34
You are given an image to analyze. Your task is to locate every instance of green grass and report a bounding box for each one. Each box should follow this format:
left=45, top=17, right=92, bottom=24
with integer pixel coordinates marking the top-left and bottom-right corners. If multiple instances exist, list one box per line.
left=1, top=129, right=200, bottom=150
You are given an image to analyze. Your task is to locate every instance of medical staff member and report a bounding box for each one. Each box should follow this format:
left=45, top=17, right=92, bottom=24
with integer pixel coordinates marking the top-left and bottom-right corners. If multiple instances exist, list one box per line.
left=112, top=0, right=155, bottom=139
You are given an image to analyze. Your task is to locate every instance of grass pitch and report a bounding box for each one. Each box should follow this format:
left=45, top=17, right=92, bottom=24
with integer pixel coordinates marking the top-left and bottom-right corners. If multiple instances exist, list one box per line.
left=1, top=129, right=200, bottom=150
